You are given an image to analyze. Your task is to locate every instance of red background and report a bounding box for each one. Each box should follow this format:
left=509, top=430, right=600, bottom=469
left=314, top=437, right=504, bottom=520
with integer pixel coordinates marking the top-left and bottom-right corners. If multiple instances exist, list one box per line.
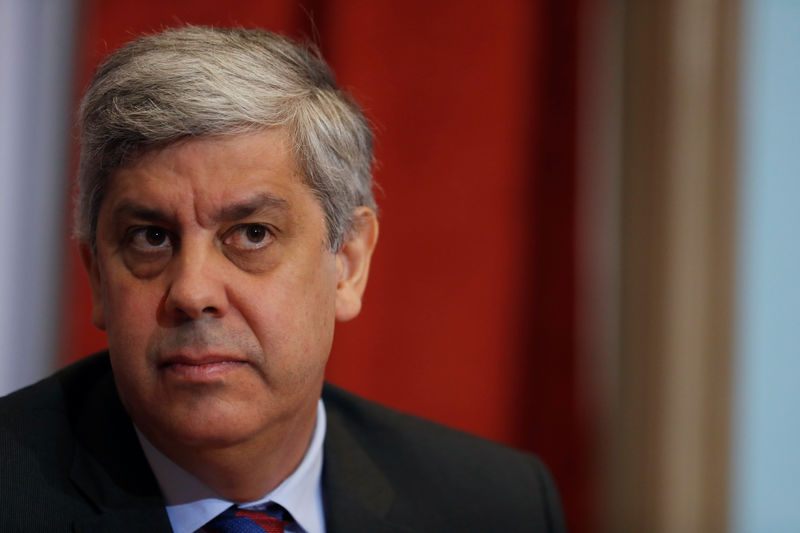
left=61, top=1, right=592, bottom=530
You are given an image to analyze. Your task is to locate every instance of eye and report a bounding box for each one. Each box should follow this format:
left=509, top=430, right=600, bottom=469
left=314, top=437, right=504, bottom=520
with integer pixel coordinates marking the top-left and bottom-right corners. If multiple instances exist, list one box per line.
left=223, top=223, right=273, bottom=250
left=127, top=226, right=172, bottom=250
left=244, top=225, right=267, bottom=243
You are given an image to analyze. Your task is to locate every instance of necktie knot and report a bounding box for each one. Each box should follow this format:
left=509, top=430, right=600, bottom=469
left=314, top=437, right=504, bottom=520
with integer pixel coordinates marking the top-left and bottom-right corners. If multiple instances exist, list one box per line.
left=204, top=504, right=290, bottom=533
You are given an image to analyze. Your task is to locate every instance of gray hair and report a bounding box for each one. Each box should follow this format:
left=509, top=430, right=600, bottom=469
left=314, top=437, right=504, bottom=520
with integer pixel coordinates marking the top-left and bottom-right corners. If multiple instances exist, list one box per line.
left=76, top=25, right=375, bottom=251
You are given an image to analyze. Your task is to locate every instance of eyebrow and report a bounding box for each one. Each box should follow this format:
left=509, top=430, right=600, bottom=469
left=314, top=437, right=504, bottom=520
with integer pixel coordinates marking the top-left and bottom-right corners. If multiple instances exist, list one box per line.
left=110, top=193, right=290, bottom=226
left=111, top=203, right=172, bottom=225
left=213, top=193, right=290, bottom=223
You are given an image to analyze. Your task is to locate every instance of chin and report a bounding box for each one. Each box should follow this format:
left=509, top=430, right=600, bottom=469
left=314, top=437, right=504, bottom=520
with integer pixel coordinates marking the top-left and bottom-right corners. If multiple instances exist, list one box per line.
left=179, top=429, right=251, bottom=450
left=132, top=395, right=265, bottom=451
left=164, top=416, right=263, bottom=450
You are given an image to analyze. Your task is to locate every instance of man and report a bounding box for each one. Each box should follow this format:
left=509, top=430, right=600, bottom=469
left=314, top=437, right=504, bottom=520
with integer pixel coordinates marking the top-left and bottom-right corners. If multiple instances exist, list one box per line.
left=0, top=26, right=565, bottom=532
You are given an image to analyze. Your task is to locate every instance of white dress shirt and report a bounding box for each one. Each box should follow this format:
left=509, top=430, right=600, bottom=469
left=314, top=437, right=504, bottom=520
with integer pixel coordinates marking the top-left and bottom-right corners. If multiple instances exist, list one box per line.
left=135, top=399, right=327, bottom=533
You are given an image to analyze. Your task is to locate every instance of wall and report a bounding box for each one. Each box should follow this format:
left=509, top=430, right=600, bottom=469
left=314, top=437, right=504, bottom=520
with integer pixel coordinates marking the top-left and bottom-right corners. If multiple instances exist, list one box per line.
left=733, top=1, right=800, bottom=531
left=0, top=0, right=76, bottom=395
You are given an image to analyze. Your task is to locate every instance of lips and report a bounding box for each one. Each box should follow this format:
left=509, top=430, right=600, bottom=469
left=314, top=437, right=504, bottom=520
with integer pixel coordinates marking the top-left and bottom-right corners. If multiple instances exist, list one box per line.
left=158, top=352, right=247, bottom=382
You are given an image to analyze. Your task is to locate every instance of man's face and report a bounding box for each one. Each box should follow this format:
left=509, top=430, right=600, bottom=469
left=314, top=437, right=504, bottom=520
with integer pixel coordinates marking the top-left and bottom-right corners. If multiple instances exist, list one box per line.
left=82, top=129, right=373, bottom=455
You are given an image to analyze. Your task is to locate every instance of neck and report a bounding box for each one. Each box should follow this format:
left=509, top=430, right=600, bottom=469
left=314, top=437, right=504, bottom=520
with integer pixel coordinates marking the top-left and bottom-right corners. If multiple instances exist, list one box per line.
left=144, top=400, right=318, bottom=502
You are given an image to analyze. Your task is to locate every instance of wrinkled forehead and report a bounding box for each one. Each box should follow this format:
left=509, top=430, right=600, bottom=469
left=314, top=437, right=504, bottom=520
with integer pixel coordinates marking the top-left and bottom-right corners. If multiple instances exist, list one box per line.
left=121, top=128, right=300, bottom=184
left=118, top=128, right=301, bottom=178
left=97, top=130, right=316, bottom=226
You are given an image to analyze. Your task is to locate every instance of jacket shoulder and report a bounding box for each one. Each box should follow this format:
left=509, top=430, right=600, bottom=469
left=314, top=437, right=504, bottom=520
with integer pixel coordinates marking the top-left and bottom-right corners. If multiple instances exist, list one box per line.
left=321, top=383, right=565, bottom=532
left=0, top=353, right=168, bottom=532
left=0, top=354, right=114, bottom=529
left=0, top=352, right=113, bottom=419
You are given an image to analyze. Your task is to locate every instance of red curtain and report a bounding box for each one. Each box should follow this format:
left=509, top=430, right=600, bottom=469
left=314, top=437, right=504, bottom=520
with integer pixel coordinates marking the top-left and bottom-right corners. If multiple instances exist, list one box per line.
left=61, top=1, right=591, bottom=530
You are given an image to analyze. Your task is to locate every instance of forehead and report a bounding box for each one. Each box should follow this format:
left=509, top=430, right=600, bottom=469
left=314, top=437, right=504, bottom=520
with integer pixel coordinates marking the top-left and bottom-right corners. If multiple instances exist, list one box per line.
left=100, top=129, right=316, bottom=223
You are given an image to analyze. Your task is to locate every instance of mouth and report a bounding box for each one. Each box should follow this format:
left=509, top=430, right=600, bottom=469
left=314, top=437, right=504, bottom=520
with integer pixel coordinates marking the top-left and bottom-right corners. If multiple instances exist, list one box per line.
left=158, top=353, right=248, bottom=382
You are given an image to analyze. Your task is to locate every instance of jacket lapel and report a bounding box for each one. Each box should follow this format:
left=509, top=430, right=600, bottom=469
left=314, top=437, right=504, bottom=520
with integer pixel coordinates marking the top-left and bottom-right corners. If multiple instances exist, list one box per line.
left=71, top=508, right=172, bottom=533
left=322, top=387, right=416, bottom=533
left=63, top=356, right=172, bottom=533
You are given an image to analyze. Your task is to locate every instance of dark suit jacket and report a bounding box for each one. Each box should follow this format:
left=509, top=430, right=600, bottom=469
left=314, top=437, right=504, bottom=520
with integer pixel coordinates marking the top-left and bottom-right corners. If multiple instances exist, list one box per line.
left=0, top=353, right=565, bottom=532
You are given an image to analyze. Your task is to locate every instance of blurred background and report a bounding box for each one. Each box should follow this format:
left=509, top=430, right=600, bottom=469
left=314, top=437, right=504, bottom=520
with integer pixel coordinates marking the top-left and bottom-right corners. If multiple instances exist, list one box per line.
left=1, top=0, right=798, bottom=531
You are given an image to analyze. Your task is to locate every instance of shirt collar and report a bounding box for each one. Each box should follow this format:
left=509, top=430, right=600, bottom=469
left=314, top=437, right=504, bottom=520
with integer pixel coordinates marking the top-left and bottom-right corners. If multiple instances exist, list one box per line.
left=135, top=399, right=327, bottom=533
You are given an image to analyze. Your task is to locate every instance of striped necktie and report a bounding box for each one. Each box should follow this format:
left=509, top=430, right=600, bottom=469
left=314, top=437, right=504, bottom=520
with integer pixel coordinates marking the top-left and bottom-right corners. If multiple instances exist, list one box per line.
left=204, top=505, right=291, bottom=533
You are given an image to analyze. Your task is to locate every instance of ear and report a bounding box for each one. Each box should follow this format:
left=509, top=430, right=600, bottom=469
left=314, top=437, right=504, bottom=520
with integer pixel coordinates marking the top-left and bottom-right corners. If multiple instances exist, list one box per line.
left=79, top=242, right=107, bottom=331
left=335, top=207, right=379, bottom=322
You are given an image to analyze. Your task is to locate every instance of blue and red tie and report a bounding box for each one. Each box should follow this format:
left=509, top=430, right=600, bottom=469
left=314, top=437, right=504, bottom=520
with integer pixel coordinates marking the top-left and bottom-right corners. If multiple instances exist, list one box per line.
left=204, top=505, right=290, bottom=533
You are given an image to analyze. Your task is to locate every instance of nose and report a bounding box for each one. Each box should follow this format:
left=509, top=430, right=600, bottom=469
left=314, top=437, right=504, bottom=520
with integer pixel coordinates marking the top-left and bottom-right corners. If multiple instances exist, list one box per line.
left=163, top=245, right=229, bottom=321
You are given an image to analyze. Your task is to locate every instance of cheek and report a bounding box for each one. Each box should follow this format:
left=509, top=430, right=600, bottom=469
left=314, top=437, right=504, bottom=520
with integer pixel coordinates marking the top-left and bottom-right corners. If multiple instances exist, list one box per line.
left=238, top=267, right=338, bottom=370
left=102, top=276, right=161, bottom=354
left=102, top=281, right=164, bottom=410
